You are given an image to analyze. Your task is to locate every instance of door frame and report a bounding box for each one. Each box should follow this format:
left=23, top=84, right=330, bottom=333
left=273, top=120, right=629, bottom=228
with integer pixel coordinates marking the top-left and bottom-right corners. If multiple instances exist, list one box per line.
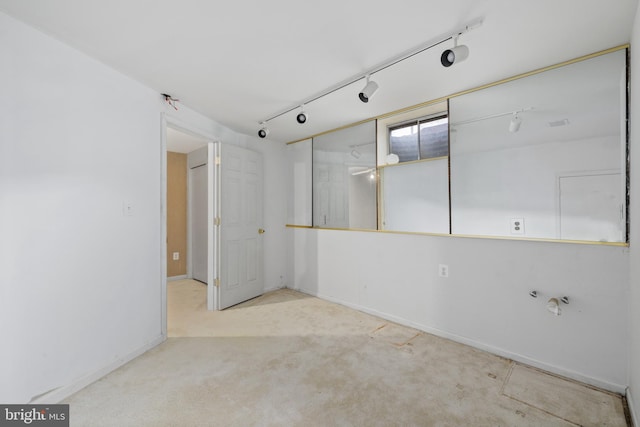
left=161, top=113, right=218, bottom=337
left=186, top=147, right=212, bottom=286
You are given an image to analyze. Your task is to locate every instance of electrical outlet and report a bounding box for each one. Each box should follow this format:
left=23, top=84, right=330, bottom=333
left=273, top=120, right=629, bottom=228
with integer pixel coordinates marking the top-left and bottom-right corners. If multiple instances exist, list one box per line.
left=172, top=252, right=179, bottom=261
left=123, top=201, right=135, bottom=217
left=510, top=218, right=525, bottom=234
left=438, top=264, right=449, bottom=278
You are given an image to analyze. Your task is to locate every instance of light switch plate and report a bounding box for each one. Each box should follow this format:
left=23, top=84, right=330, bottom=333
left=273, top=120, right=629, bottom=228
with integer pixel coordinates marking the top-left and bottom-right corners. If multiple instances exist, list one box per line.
left=438, top=264, right=449, bottom=278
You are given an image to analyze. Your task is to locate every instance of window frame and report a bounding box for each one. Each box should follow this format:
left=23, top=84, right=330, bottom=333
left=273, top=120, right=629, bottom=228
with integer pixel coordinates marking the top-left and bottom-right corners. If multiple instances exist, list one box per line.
left=388, top=113, right=449, bottom=163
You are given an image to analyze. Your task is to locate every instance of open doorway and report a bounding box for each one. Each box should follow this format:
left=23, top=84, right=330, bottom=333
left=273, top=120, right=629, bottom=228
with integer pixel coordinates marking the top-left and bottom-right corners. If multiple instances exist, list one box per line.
left=166, top=126, right=209, bottom=281
left=165, top=125, right=209, bottom=335
left=162, top=119, right=267, bottom=336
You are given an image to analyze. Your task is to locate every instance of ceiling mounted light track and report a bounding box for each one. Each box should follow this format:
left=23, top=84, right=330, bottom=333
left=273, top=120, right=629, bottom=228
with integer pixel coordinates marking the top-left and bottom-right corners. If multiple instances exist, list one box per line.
left=256, top=18, right=483, bottom=138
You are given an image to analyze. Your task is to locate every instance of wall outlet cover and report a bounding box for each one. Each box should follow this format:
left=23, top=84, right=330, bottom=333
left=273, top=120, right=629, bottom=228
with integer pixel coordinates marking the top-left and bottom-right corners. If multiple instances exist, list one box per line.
left=438, top=264, right=449, bottom=278
left=122, top=201, right=135, bottom=217
left=511, top=218, right=525, bottom=234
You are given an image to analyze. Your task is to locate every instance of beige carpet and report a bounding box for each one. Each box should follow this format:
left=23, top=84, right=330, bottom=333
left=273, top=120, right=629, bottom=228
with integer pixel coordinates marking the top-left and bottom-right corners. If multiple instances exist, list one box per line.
left=64, top=280, right=629, bottom=426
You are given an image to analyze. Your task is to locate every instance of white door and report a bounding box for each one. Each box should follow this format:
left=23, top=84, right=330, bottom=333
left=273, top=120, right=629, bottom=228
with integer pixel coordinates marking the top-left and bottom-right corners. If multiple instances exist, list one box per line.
left=190, top=164, right=208, bottom=283
left=217, top=143, right=264, bottom=309
left=313, top=163, right=349, bottom=227
left=559, top=172, right=624, bottom=242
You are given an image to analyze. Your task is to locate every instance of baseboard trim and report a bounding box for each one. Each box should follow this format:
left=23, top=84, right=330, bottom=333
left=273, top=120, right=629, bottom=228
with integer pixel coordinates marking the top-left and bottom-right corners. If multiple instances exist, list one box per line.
left=31, top=335, right=166, bottom=404
left=264, top=285, right=285, bottom=293
left=167, top=275, right=188, bottom=282
left=628, top=388, right=638, bottom=427
left=294, top=287, right=627, bottom=394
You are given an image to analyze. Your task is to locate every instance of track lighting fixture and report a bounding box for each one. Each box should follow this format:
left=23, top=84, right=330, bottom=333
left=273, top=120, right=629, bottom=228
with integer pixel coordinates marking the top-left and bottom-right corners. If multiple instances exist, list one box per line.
left=296, top=106, right=309, bottom=124
left=451, top=107, right=532, bottom=132
left=256, top=18, right=482, bottom=137
left=385, top=153, right=400, bottom=164
left=258, top=122, right=269, bottom=139
left=441, top=36, right=469, bottom=67
left=359, top=75, right=379, bottom=103
left=509, top=113, right=522, bottom=133
left=351, top=167, right=375, bottom=176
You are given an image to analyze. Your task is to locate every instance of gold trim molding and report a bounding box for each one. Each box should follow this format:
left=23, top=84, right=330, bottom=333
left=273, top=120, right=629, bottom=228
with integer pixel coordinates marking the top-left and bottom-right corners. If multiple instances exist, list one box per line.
left=285, top=225, right=629, bottom=247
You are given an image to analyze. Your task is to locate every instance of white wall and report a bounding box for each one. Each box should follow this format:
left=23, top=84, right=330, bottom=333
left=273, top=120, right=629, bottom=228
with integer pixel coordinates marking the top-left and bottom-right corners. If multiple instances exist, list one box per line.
left=0, top=11, right=163, bottom=403
left=627, top=3, right=640, bottom=423
left=290, top=227, right=629, bottom=391
left=0, top=11, right=288, bottom=403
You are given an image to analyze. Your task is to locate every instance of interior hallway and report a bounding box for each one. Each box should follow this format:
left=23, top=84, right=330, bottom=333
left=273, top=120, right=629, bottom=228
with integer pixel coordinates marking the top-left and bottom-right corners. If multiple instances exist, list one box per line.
left=64, top=280, right=629, bottom=426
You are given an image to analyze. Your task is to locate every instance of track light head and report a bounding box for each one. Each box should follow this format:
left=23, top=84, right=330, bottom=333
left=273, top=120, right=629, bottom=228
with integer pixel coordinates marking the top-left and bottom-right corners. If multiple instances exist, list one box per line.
left=359, top=77, right=379, bottom=103
left=296, top=112, right=308, bottom=124
left=258, top=125, right=269, bottom=138
left=441, top=45, right=469, bottom=67
left=296, top=107, right=308, bottom=124
left=509, top=113, right=522, bottom=133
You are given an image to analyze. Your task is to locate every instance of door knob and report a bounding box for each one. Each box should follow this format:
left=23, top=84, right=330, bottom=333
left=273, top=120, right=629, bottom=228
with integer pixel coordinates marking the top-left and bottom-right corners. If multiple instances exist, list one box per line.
left=258, top=228, right=266, bottom=234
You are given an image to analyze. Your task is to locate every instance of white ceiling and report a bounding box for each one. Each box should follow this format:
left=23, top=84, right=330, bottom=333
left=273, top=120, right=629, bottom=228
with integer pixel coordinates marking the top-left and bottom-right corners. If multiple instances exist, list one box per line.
left=0, top=0, right=637, bottom=143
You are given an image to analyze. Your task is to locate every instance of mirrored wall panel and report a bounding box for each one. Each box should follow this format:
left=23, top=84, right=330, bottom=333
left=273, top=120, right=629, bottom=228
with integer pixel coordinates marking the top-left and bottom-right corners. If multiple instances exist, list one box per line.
left=286, top=138, right=312, bottom=226
left=313, top=121, right=377, bottom=229
left=381, top=158, right=449, bottom=233
left=449, top=49, right=627, bottom=242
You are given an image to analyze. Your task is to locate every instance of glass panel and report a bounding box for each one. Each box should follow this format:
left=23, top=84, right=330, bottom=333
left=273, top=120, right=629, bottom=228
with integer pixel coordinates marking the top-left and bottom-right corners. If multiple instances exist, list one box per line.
left=419, top=117, right=449, bottom=159
left=389, top=124, right=419, bottom=162
left=313, top=121, right=377, bottom=229
left=449, top=49, right=626, bottom=242
left=286, top=139, right=312, bottom=225
left=381, top=159, right=449, bottom=233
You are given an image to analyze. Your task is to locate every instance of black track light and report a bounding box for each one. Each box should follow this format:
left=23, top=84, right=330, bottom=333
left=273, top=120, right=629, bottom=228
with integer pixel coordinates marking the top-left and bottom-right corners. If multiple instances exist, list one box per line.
left=258, top=123, right=269, bottom=138
left=296, top=106, right=308, bottom=124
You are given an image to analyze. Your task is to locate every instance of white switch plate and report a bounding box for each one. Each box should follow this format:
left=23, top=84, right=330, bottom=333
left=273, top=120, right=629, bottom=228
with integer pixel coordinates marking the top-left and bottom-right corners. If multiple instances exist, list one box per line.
left=510, top=218, right=524, bottom=234
left=172, top=252, right=180, bottom=261
left=438, top=264, right=449, bottom=278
